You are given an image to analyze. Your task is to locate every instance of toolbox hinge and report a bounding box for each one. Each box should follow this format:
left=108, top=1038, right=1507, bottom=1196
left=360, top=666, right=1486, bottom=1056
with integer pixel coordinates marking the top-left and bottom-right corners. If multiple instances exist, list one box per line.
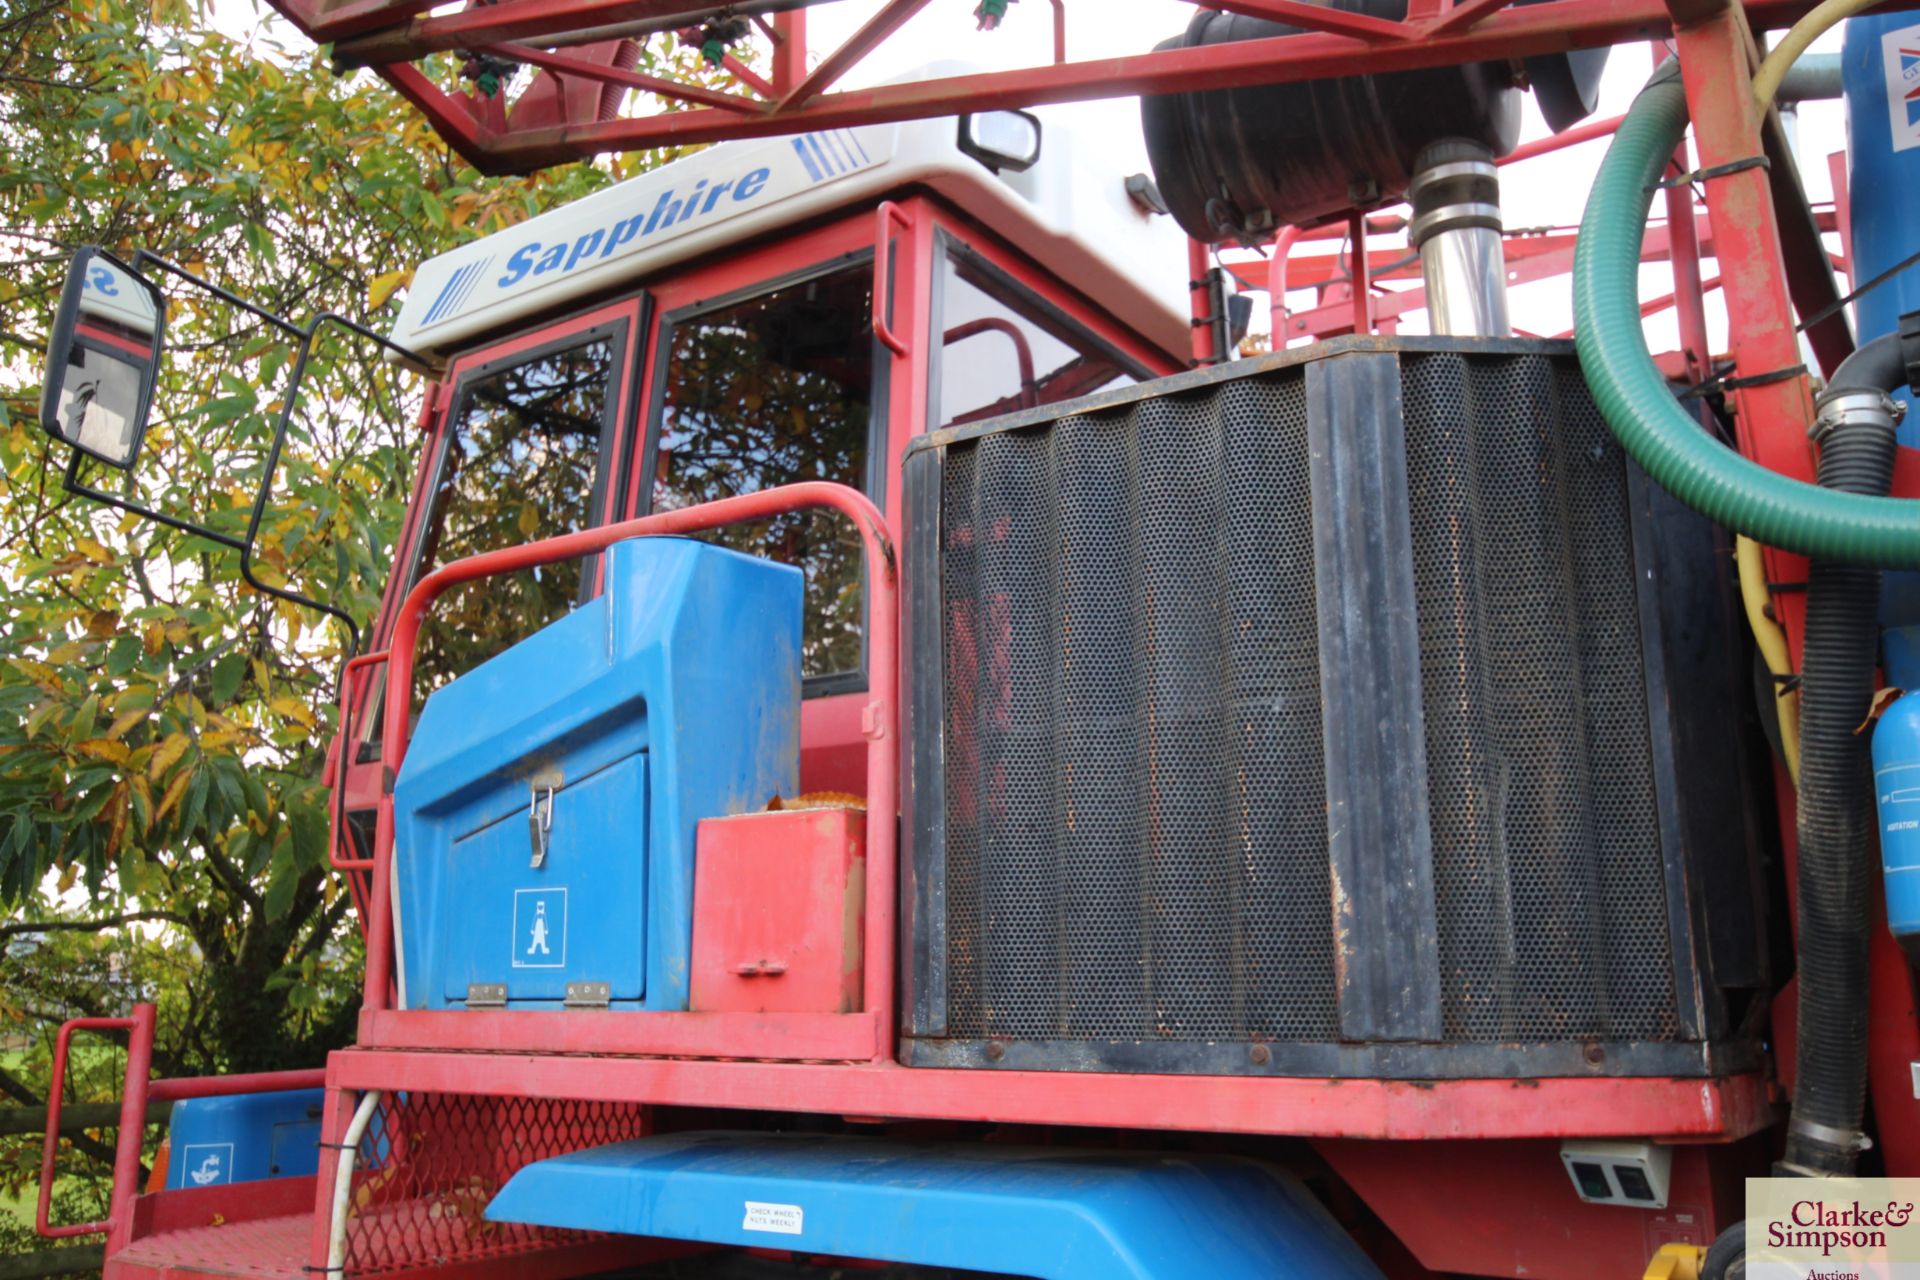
left=564, top=981, right=611, bottom=1009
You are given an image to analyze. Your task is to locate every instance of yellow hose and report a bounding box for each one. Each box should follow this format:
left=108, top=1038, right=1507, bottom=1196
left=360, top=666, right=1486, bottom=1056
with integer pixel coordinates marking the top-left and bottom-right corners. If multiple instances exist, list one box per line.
left=1751, top=0, right=1884, bottom=110
left=1723, top=3, right=1865, bottom=784
left=1739, top=535, right=1801, bottom=783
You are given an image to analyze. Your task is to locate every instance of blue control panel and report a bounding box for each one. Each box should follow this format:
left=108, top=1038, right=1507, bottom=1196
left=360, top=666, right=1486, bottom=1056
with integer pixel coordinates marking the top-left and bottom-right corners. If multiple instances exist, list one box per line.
left=392, top=536, right=801, bottom=1011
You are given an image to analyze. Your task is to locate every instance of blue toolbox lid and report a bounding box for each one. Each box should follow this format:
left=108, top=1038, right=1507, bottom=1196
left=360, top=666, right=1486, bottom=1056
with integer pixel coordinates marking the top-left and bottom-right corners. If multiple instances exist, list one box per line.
left=393, top=536, right=801, bottom=1011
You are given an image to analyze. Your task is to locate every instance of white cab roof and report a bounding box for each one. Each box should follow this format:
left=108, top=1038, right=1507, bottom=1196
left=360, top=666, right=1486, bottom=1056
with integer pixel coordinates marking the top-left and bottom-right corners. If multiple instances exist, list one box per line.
left=389, top=105, right=1189, bottom=363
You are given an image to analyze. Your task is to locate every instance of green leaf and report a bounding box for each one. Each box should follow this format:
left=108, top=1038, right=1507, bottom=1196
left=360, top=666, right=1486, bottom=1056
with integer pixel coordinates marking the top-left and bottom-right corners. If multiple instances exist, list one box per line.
left=263, top=840, right=297, bottom=919
left=184, top=767, right=211, bottom=834
left=210, top=756, right=246, bottom=820
left=69, top=693, right=100, bottom=741
left=210, top=652, right=247, bottom=705
left=287, top=795, right=326, bottom=871
left=105, top=634, right=142, bottom=677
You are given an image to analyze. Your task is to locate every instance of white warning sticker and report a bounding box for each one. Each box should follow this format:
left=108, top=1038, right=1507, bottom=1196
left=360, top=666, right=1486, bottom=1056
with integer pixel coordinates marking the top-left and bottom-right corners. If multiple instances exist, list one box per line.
left=742, top=1201, right=804, bottom=1235
left=1881, top=23, right=1920, bottom=153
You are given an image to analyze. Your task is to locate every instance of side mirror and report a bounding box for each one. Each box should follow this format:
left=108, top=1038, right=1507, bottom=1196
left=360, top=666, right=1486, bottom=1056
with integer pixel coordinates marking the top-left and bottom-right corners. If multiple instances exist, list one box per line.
left=39, top=247, right=164, bottom=470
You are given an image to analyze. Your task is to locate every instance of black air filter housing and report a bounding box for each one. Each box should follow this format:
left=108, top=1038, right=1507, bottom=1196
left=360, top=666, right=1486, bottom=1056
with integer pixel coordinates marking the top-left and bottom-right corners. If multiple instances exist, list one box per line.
left=1140, top=7, right=1522, bottom=241
left=901, top=338, right=1767, bottom=1079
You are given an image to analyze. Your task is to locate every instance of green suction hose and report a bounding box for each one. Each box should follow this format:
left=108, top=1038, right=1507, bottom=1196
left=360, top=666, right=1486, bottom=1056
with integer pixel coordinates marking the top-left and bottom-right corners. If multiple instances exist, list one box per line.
left=1571, top=72, right=1920, bottom=567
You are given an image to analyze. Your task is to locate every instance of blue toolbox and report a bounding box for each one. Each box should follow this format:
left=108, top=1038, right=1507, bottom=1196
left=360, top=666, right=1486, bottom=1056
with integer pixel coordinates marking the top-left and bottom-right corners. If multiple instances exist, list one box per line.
left=164, top=1089, right=325, bottom=1189
left=392, top=537, right=801, bottom=1011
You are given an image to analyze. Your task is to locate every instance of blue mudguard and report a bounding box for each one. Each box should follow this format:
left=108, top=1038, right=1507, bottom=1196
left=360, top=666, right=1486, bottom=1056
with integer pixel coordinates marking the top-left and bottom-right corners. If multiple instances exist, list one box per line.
left=486, top=1131, right=1383, bottom=1278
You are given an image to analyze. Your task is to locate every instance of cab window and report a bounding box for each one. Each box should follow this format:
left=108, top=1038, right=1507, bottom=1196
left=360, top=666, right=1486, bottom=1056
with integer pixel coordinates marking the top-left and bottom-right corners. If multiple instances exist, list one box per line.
left=407, top=329, right=620, bottom=699
left=649, top=263, right=875, bottom=687
left=934, top=245, right=1140, bottom=430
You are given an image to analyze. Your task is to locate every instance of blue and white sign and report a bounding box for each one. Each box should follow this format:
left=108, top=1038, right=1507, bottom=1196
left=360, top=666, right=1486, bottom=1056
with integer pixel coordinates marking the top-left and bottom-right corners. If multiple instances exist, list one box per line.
left=393, top=126, right=883, bottom=350
left=181, top=1142, right=234, bottom=1187
left=513, top=887, right=568, bottom=970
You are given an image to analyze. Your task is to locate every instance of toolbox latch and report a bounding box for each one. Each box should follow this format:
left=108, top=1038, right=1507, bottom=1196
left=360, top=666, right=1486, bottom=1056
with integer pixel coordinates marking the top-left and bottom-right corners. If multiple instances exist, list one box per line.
left=528, top=767, right=562, bottom=868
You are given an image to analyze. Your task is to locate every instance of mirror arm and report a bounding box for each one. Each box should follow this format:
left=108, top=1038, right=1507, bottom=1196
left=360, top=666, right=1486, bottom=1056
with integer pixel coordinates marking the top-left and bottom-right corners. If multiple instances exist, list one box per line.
left=100, top=261, right=429, bottom=664
left=62, top=448, right=246, bottom=553
left=238, top=321, right=362, bottom=664
left=65, top=438, right=364, bottom=693
left=131, top=251, right=305, bottom=340
left=229, top=313, right=425, bottom=663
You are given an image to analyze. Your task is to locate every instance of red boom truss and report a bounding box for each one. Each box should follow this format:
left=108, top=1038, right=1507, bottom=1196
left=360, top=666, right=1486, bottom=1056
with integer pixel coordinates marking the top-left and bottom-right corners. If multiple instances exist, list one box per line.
left=258, top=0, right=1877, bottom=173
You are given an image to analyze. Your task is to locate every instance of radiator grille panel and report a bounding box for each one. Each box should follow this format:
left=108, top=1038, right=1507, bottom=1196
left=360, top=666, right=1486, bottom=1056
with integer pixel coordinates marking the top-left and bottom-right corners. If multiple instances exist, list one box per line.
left=1401, top=356, right=1674, bottom=1042
left=928, top=345, right=1688, bottom=1062
left=941, top=377, right=1337, bottom=1042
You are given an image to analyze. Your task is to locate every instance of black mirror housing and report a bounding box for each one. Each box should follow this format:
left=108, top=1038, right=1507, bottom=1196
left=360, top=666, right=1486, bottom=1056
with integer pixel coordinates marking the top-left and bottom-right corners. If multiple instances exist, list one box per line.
left=40, top=247, right=165, bottom=471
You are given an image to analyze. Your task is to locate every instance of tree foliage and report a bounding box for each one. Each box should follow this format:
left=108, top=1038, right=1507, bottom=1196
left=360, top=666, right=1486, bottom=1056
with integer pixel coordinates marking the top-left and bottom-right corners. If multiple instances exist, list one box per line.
left=0, top=0, right=727, bottom=1092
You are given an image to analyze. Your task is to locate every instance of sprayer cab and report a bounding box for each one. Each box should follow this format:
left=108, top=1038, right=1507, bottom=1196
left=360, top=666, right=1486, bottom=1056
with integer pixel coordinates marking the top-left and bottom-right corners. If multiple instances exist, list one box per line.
left=34, top=8, right=1920, bottom=1277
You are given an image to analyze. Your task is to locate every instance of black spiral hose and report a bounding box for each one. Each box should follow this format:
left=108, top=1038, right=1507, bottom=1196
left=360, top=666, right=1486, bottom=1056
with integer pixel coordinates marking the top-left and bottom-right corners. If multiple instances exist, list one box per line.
left=1785, top=333, right=1903, bottom=1176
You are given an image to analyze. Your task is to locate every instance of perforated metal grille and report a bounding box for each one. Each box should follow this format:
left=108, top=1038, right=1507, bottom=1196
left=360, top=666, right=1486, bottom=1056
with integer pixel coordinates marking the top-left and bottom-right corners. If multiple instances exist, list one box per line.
left=940, top=377, right=1338, bottom=1042
left=1402, top=354, right=1675, bottom=1041
left=343, top=1091, right=650, bottom=1275
left=934, top=348, right=1678, bottom=1050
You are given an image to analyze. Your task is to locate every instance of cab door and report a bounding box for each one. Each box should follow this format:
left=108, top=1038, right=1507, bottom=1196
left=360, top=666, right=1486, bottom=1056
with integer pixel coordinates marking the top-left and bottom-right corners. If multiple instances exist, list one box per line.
left=628, top=218, right=901, bottom=794
left=336, top=297, right=646, bottom=870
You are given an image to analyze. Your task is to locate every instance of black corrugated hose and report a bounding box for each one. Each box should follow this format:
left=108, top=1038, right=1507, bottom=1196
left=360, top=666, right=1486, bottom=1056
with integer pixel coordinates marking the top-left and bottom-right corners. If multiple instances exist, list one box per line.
left=1785, top=332, right=1904, bottom=1177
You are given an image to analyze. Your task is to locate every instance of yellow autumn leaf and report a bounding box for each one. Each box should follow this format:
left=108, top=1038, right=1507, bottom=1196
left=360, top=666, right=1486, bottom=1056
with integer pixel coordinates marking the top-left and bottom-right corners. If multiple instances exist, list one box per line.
left=368, top=269, right=411, bottom=310
left=74, top=535, right=112, bottom=563
left=517, top=502, right=540, bottom=538
left=75, top=738, right=130, bottom=765
left=130, top=773, right=154, bottom=831
left=154, top=766, right=193, bottom=824
left=105, top=783, right=129, bottom=857
left=105, top=707, right=147, bottom=741
left=148, top=733, right=190, bottom=779
left=269, top=696, right=317, bottom=727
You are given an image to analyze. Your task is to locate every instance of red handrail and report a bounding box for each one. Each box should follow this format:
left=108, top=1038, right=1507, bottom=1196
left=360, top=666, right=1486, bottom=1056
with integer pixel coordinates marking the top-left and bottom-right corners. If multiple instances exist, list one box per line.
left=1267, top=224, right=1305, bottom=349
left=37, top=1008, right=149, bottom=1241
left=37, top=1002, right=327, bottom=1246
left=944, top=317, right=1037, bottom=408
left=149, top=1068, right=326, bottom=1102
left=364, top=482, right=900, bottom=1057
